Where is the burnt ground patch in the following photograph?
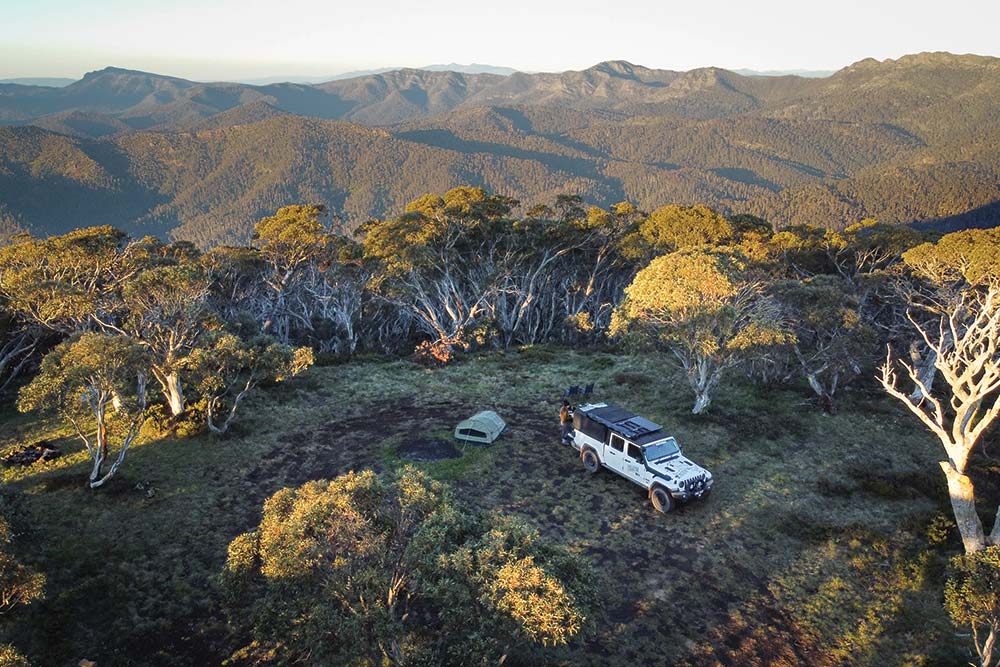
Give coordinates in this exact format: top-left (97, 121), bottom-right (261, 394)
top-left (235, 399), bottom-right (468, 507)
top-left (397, 438), bottom-right (461, 461)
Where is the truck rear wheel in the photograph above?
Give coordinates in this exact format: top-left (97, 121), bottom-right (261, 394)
top-left (581, 449), bottom-right (600, 474)
top-left (650, 486), bottom-right (675, 513)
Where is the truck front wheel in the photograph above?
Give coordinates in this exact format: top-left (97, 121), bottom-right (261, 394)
top-left (650, 486), bottom-right (675, 513)
top-left (581, 449), bottom-right (600, 474)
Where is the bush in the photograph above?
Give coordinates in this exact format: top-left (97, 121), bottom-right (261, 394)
top-left (414, 340), bottom-right (462, 366)
top-left (0, 509), bottom-right (44, 614)
top-left (945, 546), bottom-right (1000, 666)
top-left (0, 644), bottom-right (29, 667)
top-left (221, 468), bottom-right (592, 666)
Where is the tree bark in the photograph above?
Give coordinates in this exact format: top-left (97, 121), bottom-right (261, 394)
top-left (908, 343), bottom-right (938, 402)
top-left (165, 372), bottom-right (185, 417)
top-left (981, 624), bottom-right (996, 667)
top-left (688, 356), bottom-right (720, 414)
top-left (804, 371), bottom-right (837, 413)
top-left (941, 461), bottom-right (988, 553)
top-left (692, 392), bottom-right (712, 415)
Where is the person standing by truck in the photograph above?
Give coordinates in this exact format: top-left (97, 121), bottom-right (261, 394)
top-left (560, 399), bottom-right (574, 444)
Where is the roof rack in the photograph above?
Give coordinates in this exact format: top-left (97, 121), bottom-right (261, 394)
top-left (580, 403), bottom-right (662, 439)
top-left (617, 416), bottom-right (662, 439)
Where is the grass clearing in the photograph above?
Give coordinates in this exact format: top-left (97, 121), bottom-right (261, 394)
top-left (0, 348), bottom-right (972, 666)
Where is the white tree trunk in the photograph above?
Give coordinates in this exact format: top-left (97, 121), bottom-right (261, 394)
top-left (689, 356), bottom-right (719, 415)
top-left (980, 624), bottom-right (997, 667)
top-left (89, 373), bottom-right (146, 489)
top-left (940, 462), bottom-right (988, 553)
top-left (165, 372), bottom-right (185, 417)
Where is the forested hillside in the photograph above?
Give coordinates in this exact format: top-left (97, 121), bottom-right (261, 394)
top-left (0, 52), bottom-right (998, 245)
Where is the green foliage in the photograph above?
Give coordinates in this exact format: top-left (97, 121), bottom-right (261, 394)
top-left (17, 333), bottom-right (146, 417)
top-left (185, 333), bottom-right (312, 433)
top-left (612, 248), bottom-right (790, 412)
top-left (222, 468), bottom-right (591, 666)
top-left (613, 250), bottom-right (788, 358)
top-left (425, 513), bottom-right (590, 652)
top-left (636, 203), bottom-right (735, 255)
top-left (774, 275), bottom-right (878, 409)
top-left (729, 213), bottom-right (772, 236)
top-left (0, 515), bottom-right (44, 616)
top-left (903, 228), bottom-right (1000, 286)
top-left (364, 186), bottom-right (515, 273)
top-left (252, 204), bottom-right (330, 270)
top-left (0, 226), bottom-right (131, 331)
top-left (945, 547), bottom-right (1000, 665)
top-left (120, 265), bottom-right (212, 339)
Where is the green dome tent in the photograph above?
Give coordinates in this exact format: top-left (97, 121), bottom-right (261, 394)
top-left (454, 410), bottom-right (506, 444)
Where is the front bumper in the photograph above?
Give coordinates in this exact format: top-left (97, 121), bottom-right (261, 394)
top-left (675, 478), bottom-right (712, 501)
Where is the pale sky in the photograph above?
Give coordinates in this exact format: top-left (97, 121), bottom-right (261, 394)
top-left (1, 0), bottom-right (997, 81)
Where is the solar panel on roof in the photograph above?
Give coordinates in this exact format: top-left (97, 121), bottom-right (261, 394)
top-left (582, 403), bottom-right (662, 439)
top-left (588, 405), bottom-right (636, 423)
top-left (621, 416), bottom-right (660, 434)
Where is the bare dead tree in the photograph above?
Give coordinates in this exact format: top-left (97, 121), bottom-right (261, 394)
top-left (879, 285), bottom-right (1000, 553)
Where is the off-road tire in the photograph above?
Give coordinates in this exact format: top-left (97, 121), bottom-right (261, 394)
top-left (581, 449), bottom-right (600, 474)
top-left (650, 485), bottom-right (675, 513)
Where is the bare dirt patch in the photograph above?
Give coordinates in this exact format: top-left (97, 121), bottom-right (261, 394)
top-left (397, 438), bottom-right (461, 461)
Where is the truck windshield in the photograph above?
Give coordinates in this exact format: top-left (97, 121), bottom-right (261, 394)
top-left (643, 438), bottom-right (680, 461)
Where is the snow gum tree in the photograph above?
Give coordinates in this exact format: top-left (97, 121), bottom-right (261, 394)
top-left (611, 249), bottom-right (790, 414)
top-left (775, 275), bottom-right (877, 412)
top-left (17, 333), bottom-right (149, 489)
top-left (105, 264), bottom-right (213, 417)
top-left (563, 202), bottom-right (644, 328)
top-left (362, 187), bottom-right (516, 356)
top-left (879, 229), bottom-right (1000, 555)
top-left (253, 204), bottom-right (332, 343)
top-left (186, 333), bottom-right (313, 434)
top-left (0, 227), bottom-right (135, 333)
top-left (0, 303), bottom-right (39, 395)
top-left (632, 203), bottom-right (735, 257)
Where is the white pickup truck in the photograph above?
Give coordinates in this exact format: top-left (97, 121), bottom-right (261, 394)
top-left (568, 403), bottom-right (713, 513)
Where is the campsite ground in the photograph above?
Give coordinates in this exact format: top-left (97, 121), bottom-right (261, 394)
top-left (0, 347), bottom-right (976, 666)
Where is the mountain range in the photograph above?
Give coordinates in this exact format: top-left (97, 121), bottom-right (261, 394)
top-left (0, 52), bottom-right (998, 246)
top-left (236, 63), bottom-right (520, 85)
top-left (0, 77), bottom-right (76, 88)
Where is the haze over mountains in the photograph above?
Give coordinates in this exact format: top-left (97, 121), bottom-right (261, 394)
top-left (1, 52), bottom-right (998, 246)
top-left (0, 77), bottom-right (77, 88)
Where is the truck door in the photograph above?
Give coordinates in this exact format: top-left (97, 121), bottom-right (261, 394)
top-left (605, 434), bottom-right (626, 473)
top-left (624, 443), bottom-right (647, 484)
